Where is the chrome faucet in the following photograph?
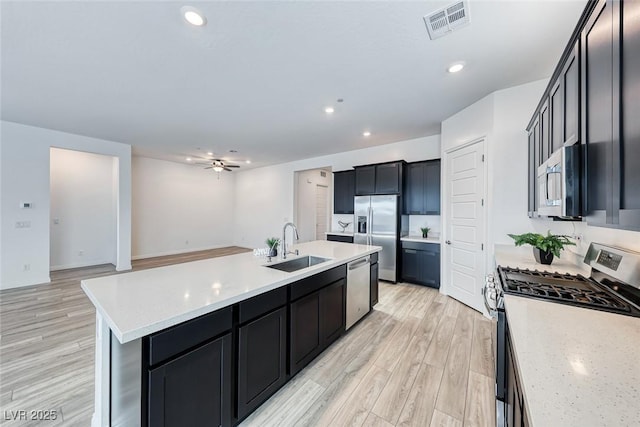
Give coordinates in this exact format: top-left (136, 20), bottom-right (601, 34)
top-left (281, 222), bottom-right (299, 259)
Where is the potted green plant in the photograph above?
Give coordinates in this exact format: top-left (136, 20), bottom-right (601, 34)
top-left (266, 237), bottom-right (279, 257)
top-left (420, 226), bottom-right (431, 239)
top-left (507, 231), bottom-right (575, 265)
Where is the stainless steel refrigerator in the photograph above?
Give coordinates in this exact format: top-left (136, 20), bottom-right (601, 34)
top-left (354, 195), bottom-right (403, 282)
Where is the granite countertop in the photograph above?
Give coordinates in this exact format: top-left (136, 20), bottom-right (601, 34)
top-left (325, 231), bottom-right (354, 236)
top-left (496, 243), bottom-right (640, 426)
top-left (82, 240), bottom-right (381, 344)
top-left (400, 235), bottom-right (441, 244)
top-left (505, 295), bottom-right (640, 427)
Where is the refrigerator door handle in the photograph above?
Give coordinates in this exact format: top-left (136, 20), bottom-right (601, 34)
top-left (368, 206), bottom-right (373, 245)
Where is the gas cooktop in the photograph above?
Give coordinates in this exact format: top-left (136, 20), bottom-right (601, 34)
top-left (497, 266), bottom-right (635, 314)
top-left (494, 243), bottom-right (640, 318)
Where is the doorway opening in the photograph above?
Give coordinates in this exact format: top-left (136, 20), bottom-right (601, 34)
top-left (293, 167), bottom-right (332, 243)
top-left (50, 148), bottom-right (118, 271)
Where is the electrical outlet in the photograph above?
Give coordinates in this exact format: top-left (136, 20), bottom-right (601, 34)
top-left (572, 234), bottom-right (583, 242)
top-left (23, 264), bottom-right (30, 271)
top-left (15, 221), bottom-right (31, 229)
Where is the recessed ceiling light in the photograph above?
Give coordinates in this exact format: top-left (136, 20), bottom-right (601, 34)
top-left (325, 107), bottom-right (335, 114)
top-left (181, 6), bottom-right (206, 26)
top-left (245, 160), bottom-right (251, 164)
top-left (447, 63), bottom-right (465, 73)
top-left (186, 157), bottom-right (192, 161)
top-left (363, 131), bottom-right (371, 137)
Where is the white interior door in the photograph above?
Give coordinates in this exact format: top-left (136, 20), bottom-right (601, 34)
top-left (444, 140), bottom-right (486, 312)
top-left (315, 184), bottom-right (328, 240)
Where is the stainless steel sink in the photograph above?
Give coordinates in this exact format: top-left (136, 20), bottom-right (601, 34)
top-left (265, 256), bottom-right (331, 272)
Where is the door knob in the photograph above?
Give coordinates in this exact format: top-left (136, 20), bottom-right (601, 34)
top-left (445, 240), bottom-right (452, 245)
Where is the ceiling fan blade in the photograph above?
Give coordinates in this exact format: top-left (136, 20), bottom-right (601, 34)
top-left (223, 167), bottom-right (232, 172)
top-left (204, 167), bottom-right (213, 169)
top-left (226, 165), bottom-right (240, 168)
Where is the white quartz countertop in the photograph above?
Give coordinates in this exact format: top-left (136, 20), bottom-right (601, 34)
top-left (325, 231), bottom-right (354, 236)
top-left (505, 295), bottom-right (640, 427)
top-left (400, 235), bottom-right (441, 244)
top-left (82, 241), bottom-right (380, 344)
top-left (494, 243), bottom-right (591, 276)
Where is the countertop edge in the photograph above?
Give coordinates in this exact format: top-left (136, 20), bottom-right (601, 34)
top-left (83, 246), bottom-right (382, 344)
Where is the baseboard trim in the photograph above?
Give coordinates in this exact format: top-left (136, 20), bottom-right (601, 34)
top-left (50, 260), bottom-right (115, 271)
top-left (0, 275), bottom-right (51, 291)
top-left (131, 244), bottom-right (232, 261)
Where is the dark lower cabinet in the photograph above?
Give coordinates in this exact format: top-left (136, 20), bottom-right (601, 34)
top-left (148, 333), bottom-right (232, 427)
top-left (290, 278), bottom-right (346, 376)
top-left (505, 326), bottom-right (529, 427)
top-left (290, 291), bottom-right (321, 376)
top-left (401, 241), bottom-right (440, 288)
top-left (237, 307), bottom-right (287, 420)
top-left (370, 260), bottom-right (379, 308)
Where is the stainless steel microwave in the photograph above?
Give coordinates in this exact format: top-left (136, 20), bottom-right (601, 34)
top-left (536, 145), bottom-right (581, 218)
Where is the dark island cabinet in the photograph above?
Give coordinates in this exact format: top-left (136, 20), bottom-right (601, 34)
top-left (355, 161), bottom-right (404, 195)
top-left (370, 253), bottom-right (379, 308)
top-left (237, 307), bottom-right (287, 420)
top-left (401, 241), bottom-right (440, 288)
top-left (582, 0), bottom-right (640, 230)
top-left (404, 160), bottom-right (441, 215)
top-left (333, 170), bottom-right (355, 214)
top-left (289, 266), bottom-right (347, 376)
top-left (148, 333), bottom-right (232, 427)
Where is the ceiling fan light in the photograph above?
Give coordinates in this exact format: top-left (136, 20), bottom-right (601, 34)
top-left (212, 166), bottom-right (224, 172)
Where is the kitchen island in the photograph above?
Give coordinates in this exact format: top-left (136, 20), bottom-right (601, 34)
top-left (82, 240), bottom-right (381, 427)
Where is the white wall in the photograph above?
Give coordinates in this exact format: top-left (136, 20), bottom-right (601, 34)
top-left (0, 121), bottom-right (131, 290)
top-left (294, 168), bottom-right (331, 244)
top-left (131, 156), bottom-right (236, 259)
top-left (234, 135), bottom-right (441, 248)
top-left (50, 148), bottom-right (117, 270)
top-left (408, 215), bottom-right (441, 237)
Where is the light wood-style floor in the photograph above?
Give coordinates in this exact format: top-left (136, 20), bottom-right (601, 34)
top-left (1, 249), bottom-right (496, 427)
top-left (0, 247), bottom-right (250, 427)
top-left (240, 282), bottom-right (496, 427)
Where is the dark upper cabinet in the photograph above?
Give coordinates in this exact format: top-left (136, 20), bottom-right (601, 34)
top-left (355, 165), bottom-right (376, 195)
top-left (237, 307), bottom-right (287, 420)
top-left (540, 99), bottom-right (551, 164)
top-left (527, 123), bottom-right (538, 217)
top-left (550, 79), bottom-right (563, 154)
top-left (403, 160), bottom-right (441, 215)
top-left (619, 0), bottom-right (640, 228)
top-left (333, 170), bottom-right (355, 214)
top-left (563, 42), bottom-right (580, 146)
top-left (355, 162), bottom-right (403, 195)
top-left (581, 0), bottom-right (640, 230)
top-left (148, 334), bottom-right (232, 427)
top-left (375, 162), bottom-right (401, 194)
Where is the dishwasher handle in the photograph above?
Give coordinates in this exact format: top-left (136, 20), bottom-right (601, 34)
top-left (348, 257), bottom-right (370, 270)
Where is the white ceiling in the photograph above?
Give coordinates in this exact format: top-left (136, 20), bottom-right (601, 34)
top-left (1, 0), bottom-right (587, 169)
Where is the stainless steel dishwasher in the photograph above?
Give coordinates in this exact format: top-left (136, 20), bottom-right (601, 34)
top-left (346, 256), bottom-right (371, 330)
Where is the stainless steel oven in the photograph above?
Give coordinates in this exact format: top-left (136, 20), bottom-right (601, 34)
top-left (536, 144), bottom-right (581, 218)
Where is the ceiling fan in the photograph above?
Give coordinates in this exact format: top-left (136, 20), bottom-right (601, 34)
top-left (194, 157), bottom-right (241, 172)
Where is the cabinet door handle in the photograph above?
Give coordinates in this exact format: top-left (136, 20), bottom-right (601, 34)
top-left (404, 249), bottom-right (417, 254)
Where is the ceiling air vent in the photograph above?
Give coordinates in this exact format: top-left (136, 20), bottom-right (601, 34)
top-left (424, 1), bottom-right (470, 40)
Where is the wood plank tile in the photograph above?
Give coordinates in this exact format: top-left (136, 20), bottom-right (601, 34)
top-left (430, 409), bottom-right (463, 427)
top-left (424, 315), bottom-right (457, 367)
top-left (363, 412), bottom-right (395, 427)
top-left (396, 363), bottom-right (444, 427)
top-left (463, 371), bottom-right (495, 427)
top-left (435, 332), bottom-right (473, 420)
top-left (328, 365), bottom-right (391, 427)
top-left (470, 316), bottom-right (494, 378)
